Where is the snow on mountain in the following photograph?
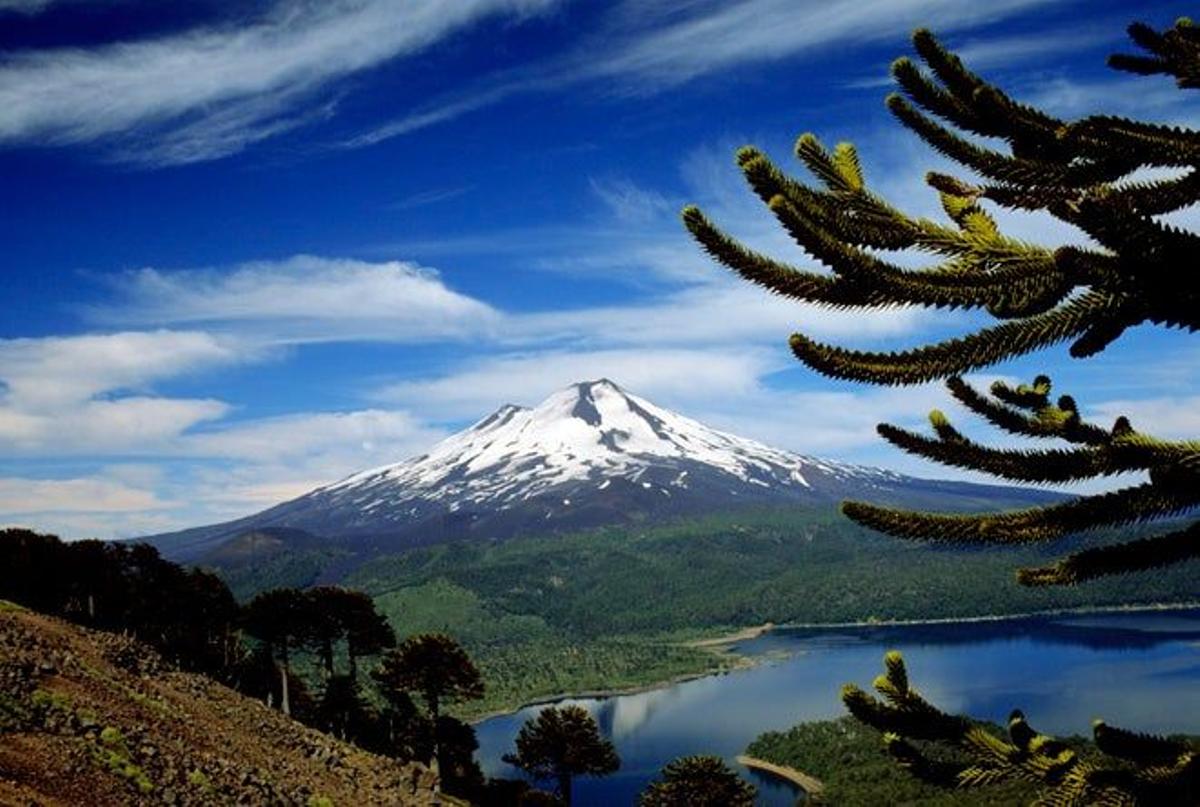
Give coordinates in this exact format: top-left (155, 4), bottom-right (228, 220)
top-left (145, 379), bottom-right (1054, 562)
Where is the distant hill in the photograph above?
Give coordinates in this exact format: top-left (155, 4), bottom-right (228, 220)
top-left (0, 601), bottom-right (445, 806)
top-left (143, 378), bottom-right (1060, 571)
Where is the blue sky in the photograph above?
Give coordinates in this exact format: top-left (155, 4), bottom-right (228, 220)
top-left (2, 0), bottom-right (1198, 539)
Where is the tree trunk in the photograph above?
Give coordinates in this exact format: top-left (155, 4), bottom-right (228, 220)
top-left (321, 636), bottom-right (334, 679)
top-left (279, 639), bottom-right (291, 717)
top-left (558, 771), bottom-right (572, 807)
top-left (429, 693), bottom-right (440, 794)
top-left (87, 593), bottom-right (95, 621)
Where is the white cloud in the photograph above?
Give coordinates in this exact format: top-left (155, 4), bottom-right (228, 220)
top-left (98, 255), bottom-right (501, 343)
top-left (950, 24), bottom-right (1118, 70)
top-left (0, 330), bottom-right (240, 455)
top-left (512, 283), bottom-right (936, 347)
top-left (182, 408), bottom-right (445, 466)
top-left (0, 330), bottom-right (237, 410)
top-left (0, 476), bottom-right (168, 516)
top-left (0, 397), bottom-right (232, 455)
top-left (589, 0), bottom-right (1061, 89)
top-left (375, 347), bottom-right (781, 419)
top-left (0, 0), bottom-right (52, 12)
top-left (389, 185), bottom-right (476, 211)
top-left (1090, 396), bottom-right (1200, 441)
top-left (589, 176), bottom-right (674, 224)
top-left (1024, 74), bottom-right (1196, 122)
top-left (0, 0), bottom-right (561, 164)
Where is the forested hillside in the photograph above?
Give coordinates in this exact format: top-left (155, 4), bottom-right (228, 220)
top-left (337, 508), bottom-right (1199, 716)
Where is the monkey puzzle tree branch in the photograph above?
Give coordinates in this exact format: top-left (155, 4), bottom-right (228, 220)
top-left (846, 653), bottom-right (1200, 803)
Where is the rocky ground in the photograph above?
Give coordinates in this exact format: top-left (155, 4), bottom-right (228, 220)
top-left (0, 601), bottom-right (453, 806)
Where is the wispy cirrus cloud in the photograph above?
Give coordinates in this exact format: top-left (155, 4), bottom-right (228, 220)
top-left (0, 0), bottom-right (561, 164)
top-left (351, 0), bottom-right (1069, 147)
top-left (0, 0), bottom-right (57, 13)
top-left (389, 185), bottom-right (476, 212)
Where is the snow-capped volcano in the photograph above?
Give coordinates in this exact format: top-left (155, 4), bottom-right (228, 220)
top-left (323, 378), bottom-right (891, 510)
top-left (146, 379), bottom-right (1055, 562)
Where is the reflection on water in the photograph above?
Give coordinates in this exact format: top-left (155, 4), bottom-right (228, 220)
top-left (474, 609), bottom-right (1200, 807)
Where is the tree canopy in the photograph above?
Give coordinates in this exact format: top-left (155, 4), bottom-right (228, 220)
top-left (638, 755), bottom-right (756, 807)
top-left (503, 704), bottom-right (619, 807)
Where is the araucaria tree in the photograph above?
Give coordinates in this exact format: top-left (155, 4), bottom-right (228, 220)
top-left (242, 588), bottom-right (308, 716)
top-left (638, 755), bottom-right (756, 807)
top-left (684, 17), bottom-right (1200, 806)
top-left (503, 705), bottom-right (619, 807)
top-left (371, 633), bottom-right (483, 789)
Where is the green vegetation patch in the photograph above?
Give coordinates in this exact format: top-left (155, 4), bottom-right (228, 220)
top-left (216, 549), bottom-right (350, 601)
top-left (469, 636), bottom-right (722, 719)
top-left (747, 716), bottom-right (1038, 806)
top-left (30, 688), bottom-right (72, 712)
top-left (368, 578), bottom-right (724, 718)
top-left (93, 725), bottom-right (154, 795)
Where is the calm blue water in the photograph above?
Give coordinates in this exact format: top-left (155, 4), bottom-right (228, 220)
top-left (474, 609), bottom-right (1200, 806)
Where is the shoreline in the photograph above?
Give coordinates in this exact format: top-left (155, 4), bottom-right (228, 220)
top-left (736, 754), bottom-right (824, 795)
top-left (685, 621), bottom-right (775, 648)
top-left (468, 601), bottom-right (1200, 724)
top-left (466, 655), bottom-right (751, 725)
top-left (778, 600), bottom-right (1200, 630)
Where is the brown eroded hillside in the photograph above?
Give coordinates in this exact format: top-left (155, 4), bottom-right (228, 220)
top-left (0, 601), bottom-right (449, 806)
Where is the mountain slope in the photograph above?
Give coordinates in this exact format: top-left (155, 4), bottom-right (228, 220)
top-left (146, 379), bottom-right (1058, 563)
top-left (0, 601), bottom-right (442, 807)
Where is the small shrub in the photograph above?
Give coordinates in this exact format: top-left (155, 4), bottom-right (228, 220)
top-left (93, 725), bottom-right (154, 794)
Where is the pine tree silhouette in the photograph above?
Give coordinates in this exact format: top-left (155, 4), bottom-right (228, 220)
top-left (372, 633), bottom-right (483, 793)
top-left (684, 18), bottom-right (1200, 805)
top-left (638, 755), bottom-right (756, 807)
top-left (503, 705), bottom-right (619, 807)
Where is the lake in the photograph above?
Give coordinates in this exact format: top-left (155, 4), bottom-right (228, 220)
top-left (474, 608), bottom-right (1200, 806)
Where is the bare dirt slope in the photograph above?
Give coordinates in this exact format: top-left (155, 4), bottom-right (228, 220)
top-left (0, 602), bottom-right (448, 806)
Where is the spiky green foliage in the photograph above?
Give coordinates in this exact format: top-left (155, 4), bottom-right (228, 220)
top-left (638, 755), bottom-right (757, 807)
top-left (503, 705), bottom-right (619, 807)
top-left (684, 20), bottom-right (1200, 386)
top-left (842, 374), bottom-right (1200, 586)
top-left (684, 17), bottom-right (1200, 806)
top-left (844, 652), bottom-right (1199, 805)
